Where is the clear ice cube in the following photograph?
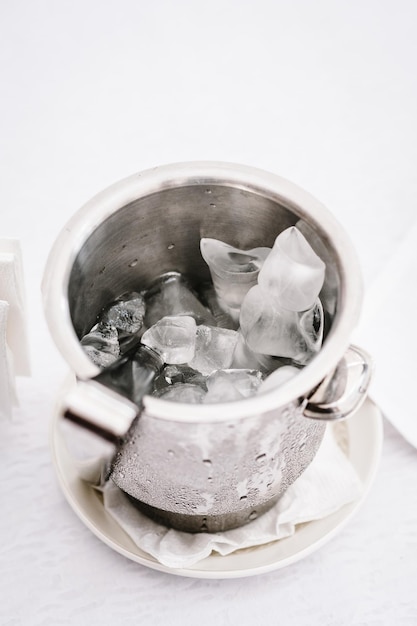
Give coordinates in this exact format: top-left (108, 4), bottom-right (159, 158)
top-left (204, 369), bottom-right (263, 403)
top-left (239, 286), bottom-right (324, 364)
top-left (141, 315), bottom-right (197, 364)
top-left (81, 324), bottom-right (120, 369)
top-left (153, 364), bottom-right (207, 393)
top-left (144, 273), bottom-right (216, 327)
top-left (200, 238), bottom-right (270, 316)
top-left (231, 332), bottom-right (286, 373)
top-left (197, 282), bottom-right (238, 330)
top-left (100, 291), bottom-right (146, 335)
top-left (258, 226), bottom-right (325, 312)
top-left (95, 345), bottom-right (164, 406)
top-left (156, 382), bottom-right (206, 403)
top-left (259, 365), bottom-right (299, 393)
top-left (188, 325), bottom-right (239, 375)
top-left (295, 218), bottom-right (337, 316)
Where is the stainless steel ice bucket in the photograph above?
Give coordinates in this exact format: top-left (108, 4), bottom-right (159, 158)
top-left (43, 162), bottom-right (371, 532)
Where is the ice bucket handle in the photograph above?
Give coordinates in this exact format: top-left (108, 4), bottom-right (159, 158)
top-left (303, 345), bottom-right (373, 421)
top-left (60, 381), bottom-right (139, 485)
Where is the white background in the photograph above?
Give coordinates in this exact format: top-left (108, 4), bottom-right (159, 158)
top-left (1, 1), bottom-right (416, 624)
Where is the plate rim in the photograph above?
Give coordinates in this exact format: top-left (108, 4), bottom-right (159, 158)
top-left (50, 397), bottom-right (383, 579)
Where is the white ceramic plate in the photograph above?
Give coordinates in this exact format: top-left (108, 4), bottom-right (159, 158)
top-left (50, 398), bottom-right (383, 579)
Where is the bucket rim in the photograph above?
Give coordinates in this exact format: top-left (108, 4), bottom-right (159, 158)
top-left (42, 161), bottom-right (363, 422)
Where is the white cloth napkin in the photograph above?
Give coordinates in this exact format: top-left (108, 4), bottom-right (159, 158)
top-left (103, 425), bottom-right (362, 569)
top-left (0, 301), bottom-right (17, 420)
top-left (354, 217), bottom-right (417, 449)
top-left (0, 239), bottom-right (30, 419)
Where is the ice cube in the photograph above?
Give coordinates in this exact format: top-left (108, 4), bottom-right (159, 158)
top-left (204, 369), bottom-right (263, 403)
top-left (156, 382), bottom-right (206, 403)
top-left (95, 345), bottom-right (164, 406)
top-left (240, 286), bottom-right (324, 364)
top-left (296, 218), bottom-right (338, 316)
top-left (141, 315), bottom-right (197, 364)
top-left (197, 282), bottom-right (238, 330)
top-left (258, 226), bottom-right (325, 311)
top-left (145, 273), bottom-right (216, 327)
top-left (188, 325), bottom-right (239, 375)
top-left (299, 300), bottom-right (324, 352)
top-left (200, 238), bottom-right (270, 315)
top-left (82, 345), bottom-right (118, 369)
top-left (231, 332), bottom-right (287, 373)
top-left (81, 324), bottom-right (120, 369)
top-left (259, 365), bottom-right (299, 393)
top-left (100, 291), bottom-right (146, 335)
top-left (153, 364), bottom-right (207, 393)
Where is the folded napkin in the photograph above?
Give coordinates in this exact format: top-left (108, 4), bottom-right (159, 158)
top-left (354, 217), bottom-right (417, 448)
top-left (0, 301), bottom-right (17, 420)
top-left (0, 239), bottom-right (30, 419)
top-left (103, 425), bottom-right (362, 569)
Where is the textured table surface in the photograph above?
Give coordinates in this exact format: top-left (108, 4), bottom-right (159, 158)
top-left (1, 1), bottom-right (417, 624)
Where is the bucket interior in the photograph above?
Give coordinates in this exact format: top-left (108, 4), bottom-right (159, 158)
top-left (68, 183), bottom-right (340, 340)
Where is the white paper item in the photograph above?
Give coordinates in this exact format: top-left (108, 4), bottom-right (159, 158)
top-left (0, 301), bottom-right (17, 420)
top-left (353, 218), bottom-right (417, 449)
top-left (0, 239), bottom-right (30, 376)
top-left (103, 426), bottom-right (362, 569)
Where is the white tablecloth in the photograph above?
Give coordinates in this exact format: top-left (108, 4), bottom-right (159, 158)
top-left (1, 1), bottom-right (416, 624)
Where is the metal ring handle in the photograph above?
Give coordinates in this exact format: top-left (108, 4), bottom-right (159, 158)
top-left (303, 344), bottom-right (373, 421)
